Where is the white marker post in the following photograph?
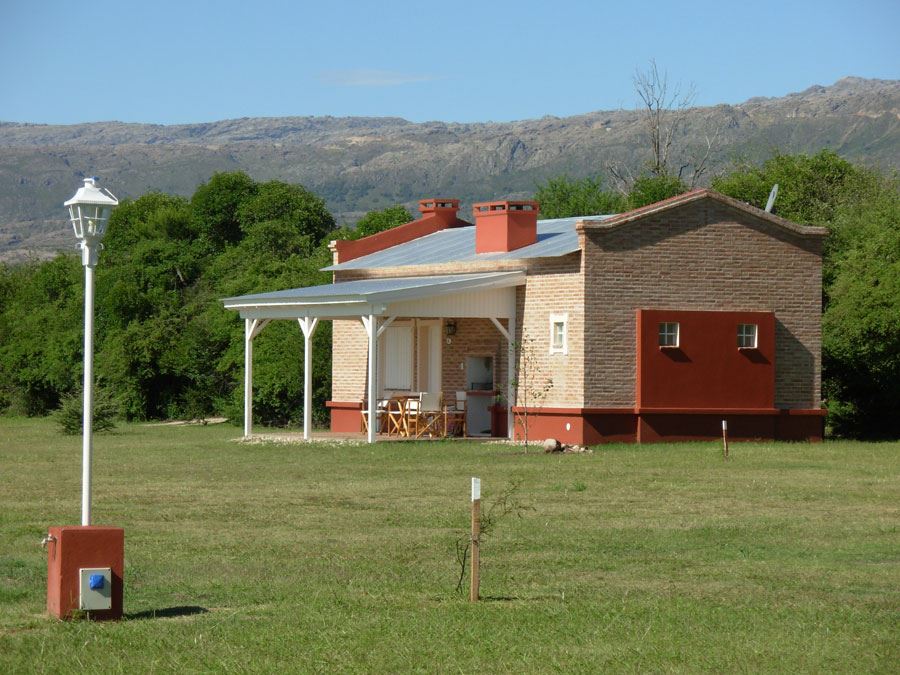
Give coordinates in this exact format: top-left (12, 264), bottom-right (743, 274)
top-left (470, 477), bottom-right (481, 602)
top-left (722, 419), bottom-right (729, 461)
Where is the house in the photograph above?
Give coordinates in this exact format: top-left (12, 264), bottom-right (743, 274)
top-left (223, 190), bottom-right (827, 444)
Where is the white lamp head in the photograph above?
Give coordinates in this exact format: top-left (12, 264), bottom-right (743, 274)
top-left (65, 177), bottom-right (118, 265)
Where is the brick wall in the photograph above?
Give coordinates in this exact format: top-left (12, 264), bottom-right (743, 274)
top-left (581, 200), bottom-right (823, 409)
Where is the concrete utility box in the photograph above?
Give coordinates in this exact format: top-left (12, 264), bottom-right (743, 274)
top-left (46, 526), bottom-right (124, 620)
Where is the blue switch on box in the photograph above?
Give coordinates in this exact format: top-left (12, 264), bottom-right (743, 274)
top-left (89, 574), bottom-right (105, 590)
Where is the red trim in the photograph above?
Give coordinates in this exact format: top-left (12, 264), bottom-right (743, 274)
top-left (325, 400), bottom-right (362, 409)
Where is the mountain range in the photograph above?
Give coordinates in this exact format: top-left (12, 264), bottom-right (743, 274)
top-left (1, 76), bottom-right (897, 261)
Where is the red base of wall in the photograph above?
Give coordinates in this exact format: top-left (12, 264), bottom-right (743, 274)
top-left (329, 401), bottom-right (825, 444)
top-left (46, 525), bottom-right (124, 620)
top-left (327, 401), bottom-right (363, 433)
top-left (511, 407), bottom-right (824, 444)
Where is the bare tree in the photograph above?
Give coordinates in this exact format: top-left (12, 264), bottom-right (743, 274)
top-left (607, 60), bottom-right (720, 192)
top-left (634, 59), bottom-right (696, 178)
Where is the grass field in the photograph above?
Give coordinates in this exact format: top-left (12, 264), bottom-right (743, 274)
top-left (0, 418), bottom-right (897, 673)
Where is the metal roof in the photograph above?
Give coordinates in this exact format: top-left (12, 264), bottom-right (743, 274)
top-left (222, 271), bottom-right (525, 317)
top-left (324, 214), bottom-right (615, 271)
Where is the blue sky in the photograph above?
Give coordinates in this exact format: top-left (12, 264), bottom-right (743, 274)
top-left (2, 0), bottom-right (897, 125)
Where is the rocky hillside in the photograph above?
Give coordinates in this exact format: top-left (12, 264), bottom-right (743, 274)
top-left (1, 76), bottom-right (897, 260)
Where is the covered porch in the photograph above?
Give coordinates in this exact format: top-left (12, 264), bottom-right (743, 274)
top-left (222, 271), bottom-right (523, 443)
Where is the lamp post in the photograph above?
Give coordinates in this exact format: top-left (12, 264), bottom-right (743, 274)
top-left (43, 178), bottom-right (123, 621)
top-left (64, 177), bottom-right (118, 526)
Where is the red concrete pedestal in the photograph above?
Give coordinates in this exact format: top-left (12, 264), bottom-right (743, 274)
top-left (46, 525), bottom-right (124, 620)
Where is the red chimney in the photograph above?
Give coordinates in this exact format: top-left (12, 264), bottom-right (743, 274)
top-left (418, 198), bottom-right (460, 227)
top-left (472, 200), bottom-right (540, 253)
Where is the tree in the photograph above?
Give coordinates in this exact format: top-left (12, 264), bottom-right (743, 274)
top-left (627, 174), bottom-right (688, 209)
top-left (237, 180), bottom-right (335, 244)
top-left (191, 171), bottom-right (258, 250)
top-left (354, 205), bottom-right (413, 237)
top-left (533, 176), bottom-right (626, 218)
top-left (609, 60), bottom-right (719, 191)
top-left (821, 178), bottom-right (900, 438)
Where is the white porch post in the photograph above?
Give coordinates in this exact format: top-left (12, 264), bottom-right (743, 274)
top-left (507, 293), bottom-right (517, 440)
top-left (298, 317), bottom-right (320, 440)
top-left (243, 318), bottom-right (254, 438)
top-left (489, 293), bottom-right (518, 441)
top-left (361, 313), bottom-right (378, 444)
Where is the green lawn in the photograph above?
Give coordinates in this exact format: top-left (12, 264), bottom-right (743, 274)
top-left (1, 418), bottom-right (897, 673)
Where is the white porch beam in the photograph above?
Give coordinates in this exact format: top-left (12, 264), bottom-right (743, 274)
top-left (376, 316), bottom-right (396, 339)
top-left (298, 317), bottom-right (320, 441)
top-left (489, 317), bottom-right (510, 342)
top-left (361, 314), bottom-right (378, 444)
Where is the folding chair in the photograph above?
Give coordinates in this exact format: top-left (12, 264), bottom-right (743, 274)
top-left (413, 392), bottom-right (444, 438)
top-left (361, 399), bottom-right (388, 434)
top-left (404, 395), bottom-right (422, 437)
top-left (386, 397), bottom-right (406, 436)
top-left (443, 391), bottom-right (467, 437)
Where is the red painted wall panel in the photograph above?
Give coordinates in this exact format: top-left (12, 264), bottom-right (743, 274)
top-left (637, 310), bottom-right (775, 410)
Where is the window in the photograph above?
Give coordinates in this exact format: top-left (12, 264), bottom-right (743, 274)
top-left (737, 323), bottom-right (758, 349)
top-left (382, 324), bottom-right (413, 390)
top-left (549, 313), bottom-right (568, 355)
top-left (658, 322), bottom-right (679, 348)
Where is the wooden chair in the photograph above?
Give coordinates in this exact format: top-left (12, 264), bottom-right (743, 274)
top-left (443, 391), bottom-right (467, 437)
top-left (360, 399), bottom-right (388, 434)
top-left (411, 392), bottom-right (443, 438)
top-left (386, 398), bottom-right (406, 436)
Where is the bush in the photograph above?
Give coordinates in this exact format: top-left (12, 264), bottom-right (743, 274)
top-left (55, 389), bottom-right (118, 435)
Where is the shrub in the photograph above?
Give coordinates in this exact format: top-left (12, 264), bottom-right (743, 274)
top-left (55, 389), bottom-right (118, 435)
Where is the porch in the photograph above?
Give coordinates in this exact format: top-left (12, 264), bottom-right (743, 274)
top-left (222, 271), bottom-right (523, 443)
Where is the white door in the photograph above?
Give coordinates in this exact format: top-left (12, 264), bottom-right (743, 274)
top-left (417, 320), bottom-right (442, 393)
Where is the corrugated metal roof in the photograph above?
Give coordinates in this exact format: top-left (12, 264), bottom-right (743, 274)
top-left (222, 271), bottom-right (525, 308)
top-left (323, 214), bottom-right (615, 271)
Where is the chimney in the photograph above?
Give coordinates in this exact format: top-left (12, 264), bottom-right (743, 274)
top-left (472, 200), bottom-right (540, 253)
top-left (418, 198), bottom-right (461, 227)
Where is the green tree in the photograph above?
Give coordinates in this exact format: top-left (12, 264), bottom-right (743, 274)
top-left (533, 176), bottom-right (626, 218)
top-left (237, 180), bottom-right (335, 244)
top-left (191, 171), bottom-right (258, 250)
top-left (627, 174), bottom-right (688, 209)
top-left (354, 205), bottom-right (413, 237)
top-left (821, 178), bottom-right (900, 438)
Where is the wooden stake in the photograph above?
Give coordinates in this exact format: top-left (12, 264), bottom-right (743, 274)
top-left (722, 419), bottom-right (729, 461)
top-left (470, 477), bottom-right (481, 602)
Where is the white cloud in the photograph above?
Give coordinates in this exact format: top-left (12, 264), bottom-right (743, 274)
top-left (318, 69), bottom-right (437, 87)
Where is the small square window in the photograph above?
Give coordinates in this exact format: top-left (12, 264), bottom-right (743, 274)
top-left (658, 322), bottom-right (679, 348)
top-left (738, 323), bottom-right (758, 349)
top-left (549, 313), bottom-right (568, 355)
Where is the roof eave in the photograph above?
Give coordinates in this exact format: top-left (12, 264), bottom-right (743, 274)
top-left (575, 189), bottom-right (828, 238)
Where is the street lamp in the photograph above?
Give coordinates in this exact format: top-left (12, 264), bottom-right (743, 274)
top-left (43, 178), bottom-right (123, 622)
top-left (65, 177), bottom-right (118, 526)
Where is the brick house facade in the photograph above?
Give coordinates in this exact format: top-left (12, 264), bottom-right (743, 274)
top-left (225, 190), bottom-right (827, 443)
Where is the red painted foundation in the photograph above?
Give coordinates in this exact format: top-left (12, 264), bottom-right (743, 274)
top-left (46, 525), bottom-right (124, 620)
top-left (512, 407), bottom-right (824, 444)
top-left (331, 402), bottom-right (825, 444)
top-left (327, 401), bottom-right (363, 432)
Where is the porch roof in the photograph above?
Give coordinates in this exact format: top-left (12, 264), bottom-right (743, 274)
top-left (221, 271), bottom-right (525, 320)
